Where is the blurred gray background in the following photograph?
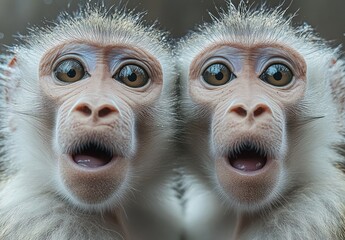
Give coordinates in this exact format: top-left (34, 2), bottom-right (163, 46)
top-left (0, 0), bottom-right (344, 51)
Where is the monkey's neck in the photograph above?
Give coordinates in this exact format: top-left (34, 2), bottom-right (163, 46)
top-left (103, 209), bottom-right (130, 240)
top-left (232, 212), bottom-right (255, 240)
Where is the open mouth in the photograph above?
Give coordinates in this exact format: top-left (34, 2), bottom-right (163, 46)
top-left (228, 142), bottom-right (267, 172)
top-left (71, 141), bottom-right (114, 168)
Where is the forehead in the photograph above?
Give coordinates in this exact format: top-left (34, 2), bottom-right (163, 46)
top-left (40, 41), bottom-right (155, 58)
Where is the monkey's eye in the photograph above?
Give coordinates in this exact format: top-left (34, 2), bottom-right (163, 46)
top-left (114, 64), bottom-right (149, 88)
top-left (54, 59), bottom-right (87, 83)
top-left (202, 63), bottom-right (235, 86)
top-left (259, 64), bottom-right (293, 87)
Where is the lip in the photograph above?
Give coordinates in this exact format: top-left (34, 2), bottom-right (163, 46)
top-left (224, 155), bottom-right (273, 176)
top-left (64, 139), bottom-right (120, 170)
top-left (227, 141), bottom-right (273, 175)
top-left (229, 149), bottom-right (267, 172)
top-left (65, 154), bottom-right (118, 172)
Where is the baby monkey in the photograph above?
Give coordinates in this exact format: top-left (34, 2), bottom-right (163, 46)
top-left (0, 5), bottom-right (181, 240)
top-left (178, 2), bottom-right (345, 240)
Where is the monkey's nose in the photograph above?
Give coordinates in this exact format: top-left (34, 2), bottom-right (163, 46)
top-left (228, 103), bottom-right (272, 120)
top-left (73, 101), bottom-right (118, 122)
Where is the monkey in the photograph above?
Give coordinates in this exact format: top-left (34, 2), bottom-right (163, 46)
top-left (0, 5), bottom-right (182, 240)
top-left (177, 2), bottom-right (345, 240)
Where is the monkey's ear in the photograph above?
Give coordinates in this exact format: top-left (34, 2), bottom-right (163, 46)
top-left (3, 56), bottom-right (19, 104)
top-left (8, 57), bottom-right (17, 68)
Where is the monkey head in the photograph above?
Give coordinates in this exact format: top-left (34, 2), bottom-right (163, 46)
top-left (4, 9), bottom-right (175, 211)
top-left (178, 6), bottom-right (336, 212)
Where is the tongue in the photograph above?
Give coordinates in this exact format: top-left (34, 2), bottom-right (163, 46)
top-left (73, 155), bottom-right (110, 168)
top-left (229, 152), bottom-right (267, 172)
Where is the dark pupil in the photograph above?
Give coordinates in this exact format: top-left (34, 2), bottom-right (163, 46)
top-left (67, 69), bottom-right (77, 78)
top-left (215, 71), bottom-right (224, 80)
top-left (128, 72), bottom-right (137, 82)
top-left (273, 71), bottom-right (282, 81)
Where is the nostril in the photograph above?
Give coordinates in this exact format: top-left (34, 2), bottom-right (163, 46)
top-left (98, 106), bottom-right (117, 118)
top-left (230, 107), bottom-right (247, 117)
top-left (253, 105), bottom-right (271, 117)
top-left (254, 107), bottom-right (265, 117)
top-left (75, 105), bottom-right (92, 116)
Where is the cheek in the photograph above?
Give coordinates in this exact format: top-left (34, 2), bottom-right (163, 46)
top-left (276, 80), bottom-right (306, 106)
top-left (188, 79), bottom-right (217, 107)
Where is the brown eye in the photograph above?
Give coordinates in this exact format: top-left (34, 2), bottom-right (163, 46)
top-left (202, 63), bottom-right (235, 86)
top-left (114, 64), bottom-right (149, 88)
top-left (54, 59), bottom-right (87, 83)
top-left (260, 64), bottom-right (293, 87)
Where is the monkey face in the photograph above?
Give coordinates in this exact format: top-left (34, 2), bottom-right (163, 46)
top-left (38, 43), bottom-right (164, 208)
top-left (186, 43), bottom-right (307, 211)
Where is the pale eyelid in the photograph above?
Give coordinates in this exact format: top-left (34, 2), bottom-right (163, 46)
top-left (200, 57), bottom-right (236, 77)
top-left (257, 56), bottom-right (296, 77)
top-left (110, 59), bottom-right (152, 78)
top-left (52, 54), bottom-right (90, 75)
top-left (52, 43), bottom-right (98, 68)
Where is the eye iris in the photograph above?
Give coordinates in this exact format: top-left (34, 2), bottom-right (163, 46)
top-left (260, 63), bottom-right (293, 87)
top-left (202, 63), bottom-right (234, 86)
top-left (54, 59), bottom-right (86, 83)
top-left (115, 64), bottom-right (149, 88)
